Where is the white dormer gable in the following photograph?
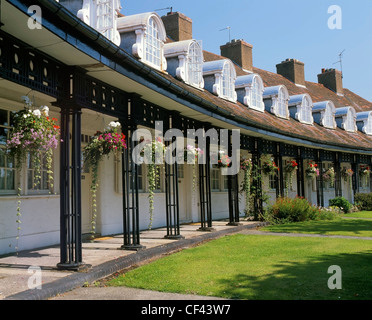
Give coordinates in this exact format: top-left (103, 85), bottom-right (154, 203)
top-left (235, 74), bottom-right (264, 112)
top-left (202, 59), bottom-right (237, 102)
top-left (117, 12), bottom-right (167, 71)
top-left (356, 111), bottom-right (372, 135)
top-left (263, 85), bottom-right (289, 119)
top-left (164, 40), bottom-right (204, 89)
top-left (77, 0), bottom-right (121, 45)
top-left (312, 101), bottom-right (337, 129)
top-left (335, 107), bottom-right (357, 132)
top-left (288, 93), bottom-right (314, 124)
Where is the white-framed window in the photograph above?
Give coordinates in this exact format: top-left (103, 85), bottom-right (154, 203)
top-left (277, 87), bottom-right (288, 118)
top-left (365, 114), bottom-right (372, 135)
top-left (221, 61), bottom-right (236, 101)
top-left (145, 17), bottom-right (162, 69)
top-left (0, 109), bottom-right (16, 194)
top-left (186, 41), bottom-right (203, 88)
top-left (27, 152), bottom-right (51, 193)
top-left (251, 76), bottom-right (264, 110)
top-left (323, 104), bottom-right (336, 129)
top-left (211, 166), bottom-right (220, 191)
top-left (269, 173), bottom-right (277, 190)
top-left (77, 0), bottom-right (121, 45)
top-left (302, 96), bottom-right (312, 123)
top-left (344, 109), bottom-right (356, 132)
top-left (96, 0), bottom-right (115, 40)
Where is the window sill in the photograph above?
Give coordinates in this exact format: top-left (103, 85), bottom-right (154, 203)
top-left (0, 194), bottom-right (60, 200)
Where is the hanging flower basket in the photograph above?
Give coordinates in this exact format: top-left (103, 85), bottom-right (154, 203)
top-left (284, 160), bottom-right (298, 196)
top-left (359, 165), bottom-right (371, 177)
top-left (359, 165), bottom-right (370, 187)
top-left (83, 121), bottom-right (127, 238)
top-left (322, 167), bottom-right (335, 187)
top-left (211, 150), bottom-right (231, 168)
top-left (284, 160), bottom-right (298, 174)
top-left (341, 167), bottom-right (354, 188)
top-left (305, 161), bottom-right (319, 179)
top-left (261, 156), bottom-right (279, 175)
top-left (240, 158), bottom-right (252, 216)
top-left (341, 167), bottom-right (354, 180)
top-left (140, 137), bottom-right (166, 229)
top-left (6, 96), bottom-right (61, 250)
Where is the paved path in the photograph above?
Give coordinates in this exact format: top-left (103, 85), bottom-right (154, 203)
top-left (0, 220), bottom-right (265, 300)
top-left (2, 218), bottom-right (371, 300)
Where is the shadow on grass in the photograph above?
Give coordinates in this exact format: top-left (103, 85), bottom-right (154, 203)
top-left (216, 250), bottom-right (372, 300)
top-left (265, 219), bottom-right (372, 237)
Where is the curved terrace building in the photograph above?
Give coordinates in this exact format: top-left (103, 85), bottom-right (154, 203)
top-left (1, 0), bottom-right (372, 268)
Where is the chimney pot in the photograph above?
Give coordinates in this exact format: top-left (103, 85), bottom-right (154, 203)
top-left (276, 58), bottom-right (306, 87)
top-left (318, 68), bottom-right (343, 95)
top-left (161, 11), bottom-right (192, 41)
top-left (220, 39), bottom-right (253, 72)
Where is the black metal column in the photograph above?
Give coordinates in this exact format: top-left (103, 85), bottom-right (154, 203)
top-left (316, 161), bottom-right (324, 207)
top-left (120, 123), bottom-right (145, 251)
top-left (334, 154), bottom-right (342, 197)
top-left (252, 151), bottom-right (263, 218)
top-left (296, 156), bottom-right (305, 198)
top-left (57, 108), bottom-right (86, 270)
top-left (227, 130), bottom-right (241, 225)
top-left (164, 136), bottom-right (183, 239)
top-left (227, 173), bottom-right (240, 225)
top-left (352, 160), bottom-right (359, 195)
top-left (198, 141), bottom-right (214, 231)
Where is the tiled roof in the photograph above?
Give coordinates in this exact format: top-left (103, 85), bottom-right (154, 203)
top-left (155, 47), bottom-right (372, 152)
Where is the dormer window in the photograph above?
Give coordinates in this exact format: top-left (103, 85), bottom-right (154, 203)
top-left (356, 111), bottom-right (372, 135)
top-left (117, 12), bottom-right (167, 71)
top-left (145, 17), bottom-right (162, 68)
top-left (77, 0), bottom-right (121, 45)
top-left (312, 101), bottom-right (336, 129)
top-left (164, 40), bottom-right (204, 89)
top-left (288, 94), bottom-right (314, 124)
top-left (235, 74), bottom-right (264, 112)
top-left (202, 59), bottom-right (237, 102)
top-left (335, 107), bottom-right (357, 132)
top-left (263, 85), bottom-right (289, 119)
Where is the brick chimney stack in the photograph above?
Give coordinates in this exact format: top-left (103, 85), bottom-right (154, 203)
top-left (220, 39), bottom-right (253, 72)
top-left (317, 68), bottom-right (343, 95)
top-left (161, 11), bottom-right (193, 41)
top-left (276, 58), bottom-right (306, 87)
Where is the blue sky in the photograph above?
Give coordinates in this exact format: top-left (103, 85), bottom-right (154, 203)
top-left (120, 0), bottom-right (372, 102)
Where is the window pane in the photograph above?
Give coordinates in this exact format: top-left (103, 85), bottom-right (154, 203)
top-left (6, 169), bottom-right (14, 190)
top-left (0, 109), bottom-right (8, 126)
top-left (0, 127), bottom-right (7, 146)
top-left (0, 168), bottom-right (5, 189)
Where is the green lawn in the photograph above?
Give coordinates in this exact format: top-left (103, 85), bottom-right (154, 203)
top-left (107, 233), bottom-right (372, 300)
top-left (344, 211), bottom-right (372, 219)
top-left (261, 218), bottom-right (372, 238)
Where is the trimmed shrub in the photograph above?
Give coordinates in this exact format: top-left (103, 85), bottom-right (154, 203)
top-left (354, 193), bottom-right (372, 211)
top-left (328, 197), bottom-right (352, 213)
top-left (265, 197), bottom-right (322, 224)
top-left (263, 196), bottom-right (341, 224)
